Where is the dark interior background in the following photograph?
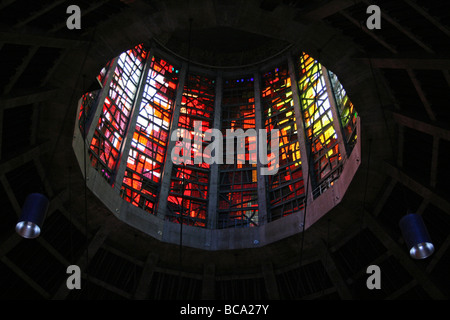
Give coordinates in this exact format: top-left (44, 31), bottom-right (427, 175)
top-left (0, 0), bottom-right (449, 300)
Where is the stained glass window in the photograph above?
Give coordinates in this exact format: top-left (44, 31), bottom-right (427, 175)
top-left (89, 44), bottom-right (147, 183)
top-left (120, 55), bottom-right (179, 214)
top-left (78, 60), bottom-right (113, 137)
top-left (297, 53), bottom-right (342, 190)
top-left (218, 76), bottom-right (259, 228)
top-left (166, 73), bottom-right (215, 227)
top-left (262, 65), bottom-right (305, 221)
top-left (74, 45), bottom-right (359, 235)
top-left (328, 70), bottom-right (358, 151)
top-left (78, 91), bottom-right (98, 137)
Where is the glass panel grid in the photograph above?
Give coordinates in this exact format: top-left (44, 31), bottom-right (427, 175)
top-left (78, 90), bottom-right (99, 137)
top-left (89, 44), bottom-right (147, 183)
top-left (166, 73), bottom-right (215, 227)
top-left (79, 60), bottom-right (114, 137)
top-left (297, 53), bottom-right (342, 188)
top-left (218, 76), bottom-right (258, 228)
top-left (75, 45), bottom-right (359, 233)
top-left (120, 56), bottom-right (179, 214)
top-left (328, 71), bottom-right (358, 151)
top-left (262, 65), bottom-right (305, 222)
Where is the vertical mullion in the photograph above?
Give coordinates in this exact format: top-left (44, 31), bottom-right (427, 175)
top-left (113, 50), bottom-right (153, 191)
top-left (254, 71), bottom-right (267, 226)
top-left (287, 53), bottom-right (313, 204)
top-left (85, 57), bottom-right (119, 146)
top-left (156, 62), bottom-right (188, 218)
top-left (207, 72), bottom-right (222, 229)
top-left (73, 57), bottom-right (119, 179)
top-left (322, 66), bottom-right (348, 158)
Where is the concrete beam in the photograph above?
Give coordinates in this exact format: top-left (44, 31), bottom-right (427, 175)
top-left (261, 262), bottom-right (280, 299)
top-left (373, 178), bottom-right (397, 217)
top-left (37, 237), bottom-right (70, 266)
top-left (52, 221), bottom-right (113, 299)
top-left (134, 252), bottom-right (159, 299)
top-left (406, 69), bottom-right (436, 121)
top-left (0, 142), bottom-right (51, 174)
top-left (41, 48), bottom-right (70, 88)
top-left (386, 280), bottom-right (418, 300)
top-left (49, 0), bottom-right (111, 33)
top-left (403, 0), bottom-right (450, 39)
top-left (0, 31), bottom-right (87, 48)
top-left (318, 239), bottom-right (352, 299)
top-left (84, 273), bottom-right (133, 299)
top-left (443, 70), bottom-right (450, 88)
top-left (430, 136), bottom-right (439, 188)
top-left (201, 262), bottom-right (215, 300)
top-left (339, 10), bottom-right (398, 54)
top-left (30, 103), bottom-right (39, 146)
top-left (392, 111), bottom-right (450, 140)
top-left (300, 0), bottom-right (359, 20)
top-left (0, 0), bottom-right (17, 10)
top-left (397, 124), bottom-right (404, 167)
top-left (384, 161), bottom-right (450, 215)
top-left (356, 57), bottom-right (450, 70)
top-left (13, 0), bottom-right (66, 28)
top-left (0, 233), bottom-right (21, 259)
top-left (362, 0), bottom-right (435, 54)
top-left (33, 158), bottom-right (55, 198)
top-left (1, 256), bottom-right (51, 298)
top-left (427, 234), bottom-right (450, 273)
top-left (3, 46), bottom-right (39, 94)
top-left (0, 88), bottom-right (59, 110)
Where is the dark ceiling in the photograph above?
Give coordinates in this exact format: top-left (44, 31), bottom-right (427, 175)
top-left (0, 0), bottom-right (449, 301)
top-left (164, 26), bottom-right (291, 66)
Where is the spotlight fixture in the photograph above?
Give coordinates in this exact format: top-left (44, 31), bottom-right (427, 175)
top-left (15, 193), bottom-right (49, 239)
top-left (399, 213), bottom-right (435, 259)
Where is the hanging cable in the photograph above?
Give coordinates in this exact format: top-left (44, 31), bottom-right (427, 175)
top-left (68, 164), bottom-right (73, 263)
top-left (353, 4), bottom-right (414, 225)
top-left (178, 17), bottom-right (193, 293)
top-left (152, 37), bottom-right (293, 70)
top-left (82, 74), bottom-right (90, 296)
top-left (79, 27), bottom-right (99, 297)
top-left (297, 48), bottom-right (339, 297)
top-left (296, 50), bottom-right (323, 298)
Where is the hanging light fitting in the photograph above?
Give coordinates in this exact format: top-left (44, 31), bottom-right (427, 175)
top-left (399, 213), bottom-right (434, 259)
top-left (15, 193), bottom-right (49, 239)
